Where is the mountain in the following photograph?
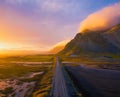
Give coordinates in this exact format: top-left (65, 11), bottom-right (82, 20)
top-left (104, 24), bottom-right (120, 49)
top-left (48, 40), bottom-right (70, 54)
top-left (59, 24), bottom-right (120, 56)
top-left (49, 45), bottom-right (65, 54)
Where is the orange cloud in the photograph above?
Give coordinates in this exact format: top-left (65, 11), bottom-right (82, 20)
top-left (79, 2), bottom-right (120, 32)
top-left (49, 39), bottom-right (70, 54)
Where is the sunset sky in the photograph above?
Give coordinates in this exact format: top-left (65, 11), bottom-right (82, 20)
top-left (0, 0), bottom-right (119, 51)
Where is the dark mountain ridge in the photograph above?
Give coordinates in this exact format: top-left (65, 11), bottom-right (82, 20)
top-left (59, 24), bottom-right (120, 56)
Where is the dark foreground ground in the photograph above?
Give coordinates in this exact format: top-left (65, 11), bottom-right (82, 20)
top-left (65, 65), bottom-right (120, 97)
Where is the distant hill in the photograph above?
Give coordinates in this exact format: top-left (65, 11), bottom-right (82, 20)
top-left (48, 40), bottom-right (70, 54)
top-left (59, 24), bottom-right (120, 56)
top-left (49, 45), bottom-right (65, 54)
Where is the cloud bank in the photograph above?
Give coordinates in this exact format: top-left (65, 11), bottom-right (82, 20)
top-left (79, 2), bottom-right (120, 32)
top-left (52, 39), bottom-right (70, 48)
top-left (49, 39), bottom-right (70, 54)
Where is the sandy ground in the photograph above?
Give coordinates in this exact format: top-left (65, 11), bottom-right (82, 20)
top-left (0, 71), bottom-right (43, 97)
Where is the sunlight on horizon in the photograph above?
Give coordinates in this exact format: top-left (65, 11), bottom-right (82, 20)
top-left (0, 43), bottom-right (12, 50)
top-left (0, 42), bottom-right (51, 56)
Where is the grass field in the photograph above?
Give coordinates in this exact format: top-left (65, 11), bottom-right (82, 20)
top-left (0, 54), bottom-right (54, 63)
top-left (0, 54), bottom-right (55, 97)
top-left (0, 53), bottom-right (119, 96)
top-left (60, 54), bottom-right (120, 70)
top-left (0, 54), bottom-right (54, 79)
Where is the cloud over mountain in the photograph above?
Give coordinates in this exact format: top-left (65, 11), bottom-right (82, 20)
top-left (79, 2), bottom-right (120, 32)
top-left (49, 39), bottom-right (70, 54)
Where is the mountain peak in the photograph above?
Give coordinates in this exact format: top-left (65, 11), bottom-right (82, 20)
top-left (59, 24), bottom-right (120, 56)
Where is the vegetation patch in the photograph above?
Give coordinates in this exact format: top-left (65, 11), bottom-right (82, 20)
top-left (1, 87), bottom-right (14, 95)
top-left (32, 66), bottom-right (54, 97)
